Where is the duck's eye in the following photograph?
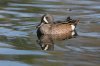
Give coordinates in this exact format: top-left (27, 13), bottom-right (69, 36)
top-left (46, 17), bottom-right (48, 19)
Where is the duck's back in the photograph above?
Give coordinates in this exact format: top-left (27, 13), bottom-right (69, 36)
top-left (50, 23), bottom-right (72, 34)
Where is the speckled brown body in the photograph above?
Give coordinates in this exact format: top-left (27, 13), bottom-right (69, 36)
top-left (37, 23), bottom-right (75, 40)
top-left (39, 23), bottom-right (72, 34)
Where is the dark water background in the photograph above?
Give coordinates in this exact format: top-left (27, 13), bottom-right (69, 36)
top-left (0, 0), bottom-right (100, 66)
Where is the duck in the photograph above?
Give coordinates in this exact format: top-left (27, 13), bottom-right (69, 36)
top-left (36, 14), bottom-right (79, 37)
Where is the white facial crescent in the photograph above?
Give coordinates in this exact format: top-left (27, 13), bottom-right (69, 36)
top-left (43, 17), bottom-right (48, 23)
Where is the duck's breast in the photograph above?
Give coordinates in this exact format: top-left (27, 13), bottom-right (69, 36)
top-left (39, 24), bottom-right (51, 34)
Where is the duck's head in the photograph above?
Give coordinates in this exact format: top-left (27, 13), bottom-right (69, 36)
top-left (36, 14), bottom-right (54, 28)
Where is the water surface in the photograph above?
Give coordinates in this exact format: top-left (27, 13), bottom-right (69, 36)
top-left (0, 0), bottom-right (100, 66)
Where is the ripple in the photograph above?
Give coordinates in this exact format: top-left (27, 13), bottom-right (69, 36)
top-left (4, 7), bottom-right (26, 11)
top-left (73, 10), bottom-right (95, 14)
top-left (66, 46), bottom-right (100, 52)
top-left (40, 0), bottom-right (61, 2)
top-left (81, 47), bottom-right (100, 52)
top-left (0, 23), bottom-right (13, 27)
top-left (0, 48), bottom-right (50, 55)
top-left (66, 46), bottom-right (84, 52)
top-left (0, 15), bottom-right (5, 18)
top-left (11, 22), bottom-right (37, 30)
top-left (79, 14), bottom-right (100, 18)
top-left (64, 0), bottom-right (99, 5)
top-left (0, 60), bottom-right (31, 66)
top-left (88, 5), bottom-right (100, 9)
top-left (79, 32), bottom-right (100, 38)
top-left (18, 22), bottom-right (37, 26)
top-left (0, 42), bottom-right (14, 48)
top-left (9, 3), bottom-right (64, 8)
top-left (0, 10), bottom-right (36, 17)
top-left (0, 27), bottom-right (28, 37)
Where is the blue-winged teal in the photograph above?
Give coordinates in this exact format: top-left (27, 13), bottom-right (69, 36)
top-left (37, 14), bottom-right (79, 50)
top-left (37, 14), bottom-right (79, 36)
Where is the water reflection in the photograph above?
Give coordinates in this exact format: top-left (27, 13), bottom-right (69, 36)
top-left (37, 30), bottom-right (78, 50)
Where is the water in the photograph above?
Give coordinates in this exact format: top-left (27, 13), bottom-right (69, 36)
top-left (0, 0), bottom-right (100, 66)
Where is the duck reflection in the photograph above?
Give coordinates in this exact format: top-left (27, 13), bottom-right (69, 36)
top-left (37, 30), bottom-right (78, 50)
